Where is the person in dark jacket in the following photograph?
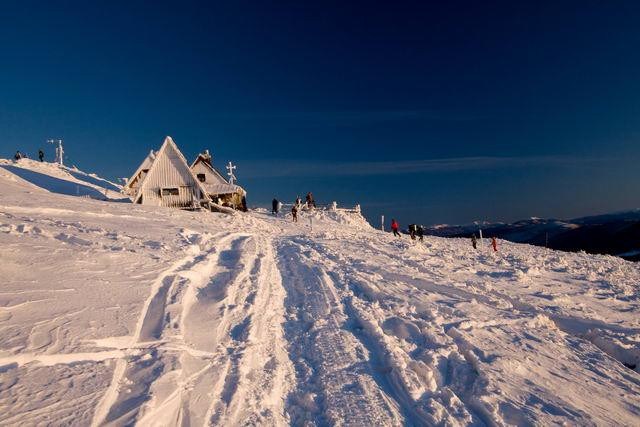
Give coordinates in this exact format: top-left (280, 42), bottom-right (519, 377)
top-left (408, 224), bottom-right (417, 240)
top-left (305, 192), bottom-right (316, 208)
top-left (14, 151), bottom-right (22, 161)
top-left (38, 149), bottom-right (44, 162)
top-left (416, 225), bottom-right (424, 242)
top-left (272, 198), bottom-right (279, 215)
top-left (391, 219), bottom-right (401, 237)
top-left (291, 204), bottom-right (298, 222)
top-left (471, 234), bottom-right (477, 249)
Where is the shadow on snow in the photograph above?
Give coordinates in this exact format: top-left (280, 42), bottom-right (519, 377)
top-left (1, 165), bottom-right (129, 202)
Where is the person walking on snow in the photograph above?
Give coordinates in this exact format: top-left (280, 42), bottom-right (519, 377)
top-left (272, 198), bottom-right (279, 216)
top-left (291, 204), bottom-right (298, 222)
top-left (38, 149), bottom-right (44, 162)
top-left (416, 225), bottom-right (424, 242)
top-left (491, 237), bottom-right (498, 252)
top-left (471, 234), bottom-right (477, 249)
top-left (306, 192), bottom-right (316, 208)
top-left (391, 219), bottom-right (401, 237)
top-left (408, 224), bottom-right (417, 240)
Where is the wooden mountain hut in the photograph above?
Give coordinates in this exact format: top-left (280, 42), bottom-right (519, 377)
top-left (131, 136), bottom-right (211, 209)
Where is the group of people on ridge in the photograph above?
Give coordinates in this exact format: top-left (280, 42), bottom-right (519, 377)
top-left (471, 234), bottom-right (498, 252)
top-left (391, 219), bottom-right (499, 252)
top-left (14, 149), bottom-right (45, 162)
top-left (272, 192), bottom-right (316, 223)
top-left (390, 219), bottom-right (424, 241)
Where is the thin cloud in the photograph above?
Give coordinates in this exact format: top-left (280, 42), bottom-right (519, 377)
top-left (239, 155), bottom-right (603, 179)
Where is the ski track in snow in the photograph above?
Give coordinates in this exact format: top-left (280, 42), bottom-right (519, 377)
top-left (89, 230), bottom-right (294, 426)
top-left (288, 232), bottom-right (640, 426)
top-left (1, 161), bottom-right (640, 426)
top-left (277, 238), bottom-right (405, 426)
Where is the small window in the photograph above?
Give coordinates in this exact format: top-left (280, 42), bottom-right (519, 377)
top-left (162, 188), bottom-right (179, 196)
top-left (197, 173), bottom-right (206, 182)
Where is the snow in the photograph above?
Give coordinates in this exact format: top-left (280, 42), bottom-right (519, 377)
top-left (0, 158), bottom-right (126, 202)
top-left (0, 159), bottom-right (639, 426)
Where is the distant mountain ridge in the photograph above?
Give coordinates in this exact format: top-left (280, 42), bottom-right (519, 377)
top-left (426, 210), bottom-right (640, 261)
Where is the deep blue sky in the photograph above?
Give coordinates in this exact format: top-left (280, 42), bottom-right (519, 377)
top-left (1, 1), bottom-right (639, 226)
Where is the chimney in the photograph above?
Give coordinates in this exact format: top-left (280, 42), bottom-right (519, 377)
top-left (201, 150), bottom-right (212, 166)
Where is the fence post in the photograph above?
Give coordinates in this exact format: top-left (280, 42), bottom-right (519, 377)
top-left (381, 215), bottom-right (385, 231)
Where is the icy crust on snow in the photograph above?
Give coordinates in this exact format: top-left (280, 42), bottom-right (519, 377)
top-left (0, 161), bottom-right (639, 426)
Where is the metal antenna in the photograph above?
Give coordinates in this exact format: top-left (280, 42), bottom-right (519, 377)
top-left (47, 139), bottom-right (64, 166)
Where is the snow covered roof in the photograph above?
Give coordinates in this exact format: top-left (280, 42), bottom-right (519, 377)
top-left (124, 150), bottom-right (156, 192)
top-left (190, 152), bottom-right (229, 185)
top-left (132, 136), bottom-right (211, 204)
top-left (203, 182), bottom-right (246, 196)
top-left (191, 151), bottom-right (246, 196)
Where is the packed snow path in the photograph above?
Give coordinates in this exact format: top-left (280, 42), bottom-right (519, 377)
top-left (1, 162), bottom-right (640, 426)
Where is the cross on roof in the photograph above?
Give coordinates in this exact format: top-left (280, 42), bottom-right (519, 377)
top-left (226, 161), bottom-right (237, 185)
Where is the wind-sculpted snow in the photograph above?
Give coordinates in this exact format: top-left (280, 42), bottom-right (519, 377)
top-left (0, 159), bottom-right (126, 202)
top-left (0, 161), bottom-right (639, 426)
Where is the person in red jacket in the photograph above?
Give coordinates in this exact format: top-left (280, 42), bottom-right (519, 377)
top-left (391, 219), bottom-right (401, 237)
top-left (491, 237), bottom-right (498, 252)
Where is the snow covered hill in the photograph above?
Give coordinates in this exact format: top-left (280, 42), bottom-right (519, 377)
top-left (0, 158), bottom-right (127, 202)
top-left (0, 160), bottom-right (639, 426)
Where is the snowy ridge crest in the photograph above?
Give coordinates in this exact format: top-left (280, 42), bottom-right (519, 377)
top-left (0, 158), bottom-right (125, 201)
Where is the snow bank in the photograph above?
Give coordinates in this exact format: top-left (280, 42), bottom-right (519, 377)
top-left (304, 208), bottom-right (372, 230)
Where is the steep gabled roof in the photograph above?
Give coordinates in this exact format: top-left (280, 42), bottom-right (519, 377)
top-left (190, 150), bottom-right (213, 168)
top-left (133, 136), bottom-right (211, 204)
top-left (124, 150), bottom-right (156, 192)
top-left (191, 152), bottom-right (229, 184)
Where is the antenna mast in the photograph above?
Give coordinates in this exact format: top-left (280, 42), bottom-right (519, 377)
top-left (47, 139), bottom-right (64, 166)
